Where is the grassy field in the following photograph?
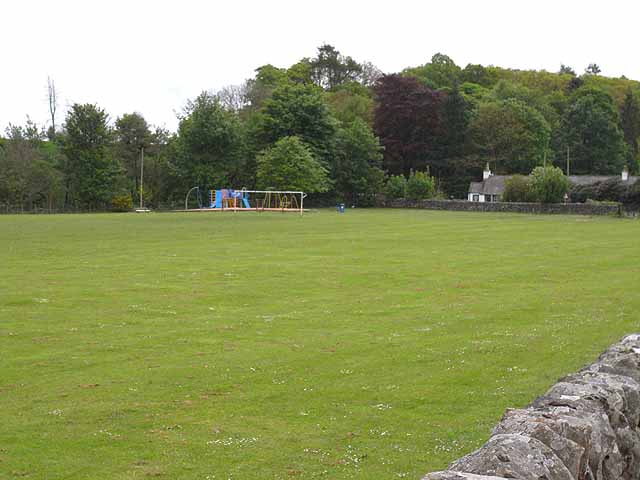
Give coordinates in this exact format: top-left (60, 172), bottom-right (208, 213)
top-left (1, 209), bottom-right (639, 479)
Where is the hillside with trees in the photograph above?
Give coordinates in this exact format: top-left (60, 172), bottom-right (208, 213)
top-left (2, 46), bottom-right (639, 211)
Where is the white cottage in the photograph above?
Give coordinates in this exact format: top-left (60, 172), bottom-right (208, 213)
top-left (467, 164), bottom-right (510, 202)
top-left (467, 164), bottom-right (638, 202)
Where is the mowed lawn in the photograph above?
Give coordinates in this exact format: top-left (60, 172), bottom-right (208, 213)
top-left (1, 209), bottom-right (639, 479)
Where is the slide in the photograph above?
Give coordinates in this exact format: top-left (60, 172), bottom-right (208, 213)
top-left (242, 197), bottom-right (251, 208)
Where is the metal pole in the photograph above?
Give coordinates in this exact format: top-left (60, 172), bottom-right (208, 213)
top-left (566, 146), bottom-right (570, 176)
top-left (139, 146), bottom-right (144, 209)
top-left (185, 186), bottom-right (198, 211)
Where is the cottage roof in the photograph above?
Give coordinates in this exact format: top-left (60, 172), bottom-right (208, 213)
top-left (469, 175), bottom-right (511, 195)
top-left (469, 173), bottom-right (639, 195)
top-left (568, 175), bottom-right (639, 186)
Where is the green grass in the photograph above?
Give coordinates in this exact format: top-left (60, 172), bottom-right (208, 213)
top-left (1, 209), bottom-right (639, 479)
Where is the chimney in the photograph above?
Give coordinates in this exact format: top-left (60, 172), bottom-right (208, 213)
top-left (483, 163), bottom-right (492, 180)
top-left (622, 165), bottom-right (629, 182)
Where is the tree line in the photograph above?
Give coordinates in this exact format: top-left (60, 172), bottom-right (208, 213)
top-left (2, 45), bottom-right (639, 212)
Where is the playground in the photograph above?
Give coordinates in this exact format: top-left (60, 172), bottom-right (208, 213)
top-left (184, 188), bottom-right (306, 213)
top-left (1, 210), bottom-right (639, 479)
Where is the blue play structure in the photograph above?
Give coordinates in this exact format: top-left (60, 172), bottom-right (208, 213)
top-left (210, 189), bottom-right (251, 209)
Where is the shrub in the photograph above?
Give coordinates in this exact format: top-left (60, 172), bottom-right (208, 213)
top-left (354, 167), bottom-right (386, 207)
top-left (596, 178), bottom-right (629, 203)
top-left (530, 166), bottom-right (570, 203)
top-left (503, 175), bottom-right (535, 202)
top-left (569, 183), bottom-right (597, 203)
top-left (626, 181), bottom-right (640, 207)
top-left (405, 170), bottom-right (436, 200)
top-left (385, 175), bottom-right (407, 199)
top-left (111, 194), bottom-right (133, 212)
top-left (570, 179), bottom-right (632, 204)
top-left (432, 189), bottom-right (448, 200)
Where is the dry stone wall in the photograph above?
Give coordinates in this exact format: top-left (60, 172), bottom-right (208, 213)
top-left (423, 334), bottom-right (640, 480)
top-left (378, 199), bottom-right (621, 216)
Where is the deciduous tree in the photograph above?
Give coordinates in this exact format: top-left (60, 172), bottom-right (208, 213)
top-left (256, 136), bottom-right (329, 192)
top-left (461, 63), bottom-right (493, 87)
top-left (471, 99), bottom-right (550, 174)
top-left (47, 77), bottom-right (58, 140)
top-left (173, 92), bottom-right (245, 189)
top-left (561, 87), bottom-right (626, 174)
top-left (216, 84), bottom-right (248, 113)
top-left (256, 82), bottom-right (338, 164)
top-left (326, 86), bottom-right (374, 126)
top-left (403, 53), bottom-right (461, 89)
top-left (360, 61), bottom-right (383, 88)
top-left (559, 65), bottom-right (576, 76)
top-left (374, 74), bottom-right (444, 176)
top-left (585, 63), bottom-right (602, 75)
top-left (333, 118), bottom-right (384, 204)
top-left (114, 112), bottom-right (151, 199)
top-left (621, 89), bottom-right (640, 172)
top-left (63, 104), bottom-right (121, 209)
top-left (310, 44), bottom-right (362, 90)
top-left (243, 65), bottom-right (289, 111)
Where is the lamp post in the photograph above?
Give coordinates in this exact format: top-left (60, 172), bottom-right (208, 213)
top-left (139, 146), bottom-right (144, 210)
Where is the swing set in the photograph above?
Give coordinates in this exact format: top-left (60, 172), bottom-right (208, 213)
top-left (184, 188), bottom-right (306, 214)
top-left (254, 191), bottom-right (300, 211)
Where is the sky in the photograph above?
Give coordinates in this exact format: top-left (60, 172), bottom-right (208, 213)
top-left (2, 0), bottom-right (639, 133)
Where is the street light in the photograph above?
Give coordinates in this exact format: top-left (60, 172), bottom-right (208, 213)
top-left (139, 145), bottom-right (144, 210)
top-left (136, 145), bottom-right (150, 213)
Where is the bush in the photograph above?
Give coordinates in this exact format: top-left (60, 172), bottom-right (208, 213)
top-left (354, 167), bottom-right (386, 207)
top-left (530, 166), bottom-right (570, 203)
top-left (405, 170), bottom-right (436, 200)
top-left (596, 178), bottom-right (629, 203)
top-left (503, 175), bottom-right (535, 202)
top-left (385, 175), bottom-right (407, 199)
top-left (570, 179), bottom-right (632, 204)
top-left (111, 194), bottom-right (133, 212)
top-left (569, 183), bottom-right (597, 203)
top-left (626, 181), bottom-right (640, 207)
top-left (432, 189), bottom-right (449, 200)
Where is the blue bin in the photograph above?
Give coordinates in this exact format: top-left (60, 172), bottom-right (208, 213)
top-left (337, 203), bottom-right (345, 213)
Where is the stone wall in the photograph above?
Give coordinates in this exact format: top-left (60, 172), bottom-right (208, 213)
top-left (378, 198), bottom-right (621, 216)
top-left (423, 334), bottom-right (640, 480)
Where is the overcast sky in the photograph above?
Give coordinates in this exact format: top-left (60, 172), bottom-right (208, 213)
top-left (2, 0), bottom-right (638, 133)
